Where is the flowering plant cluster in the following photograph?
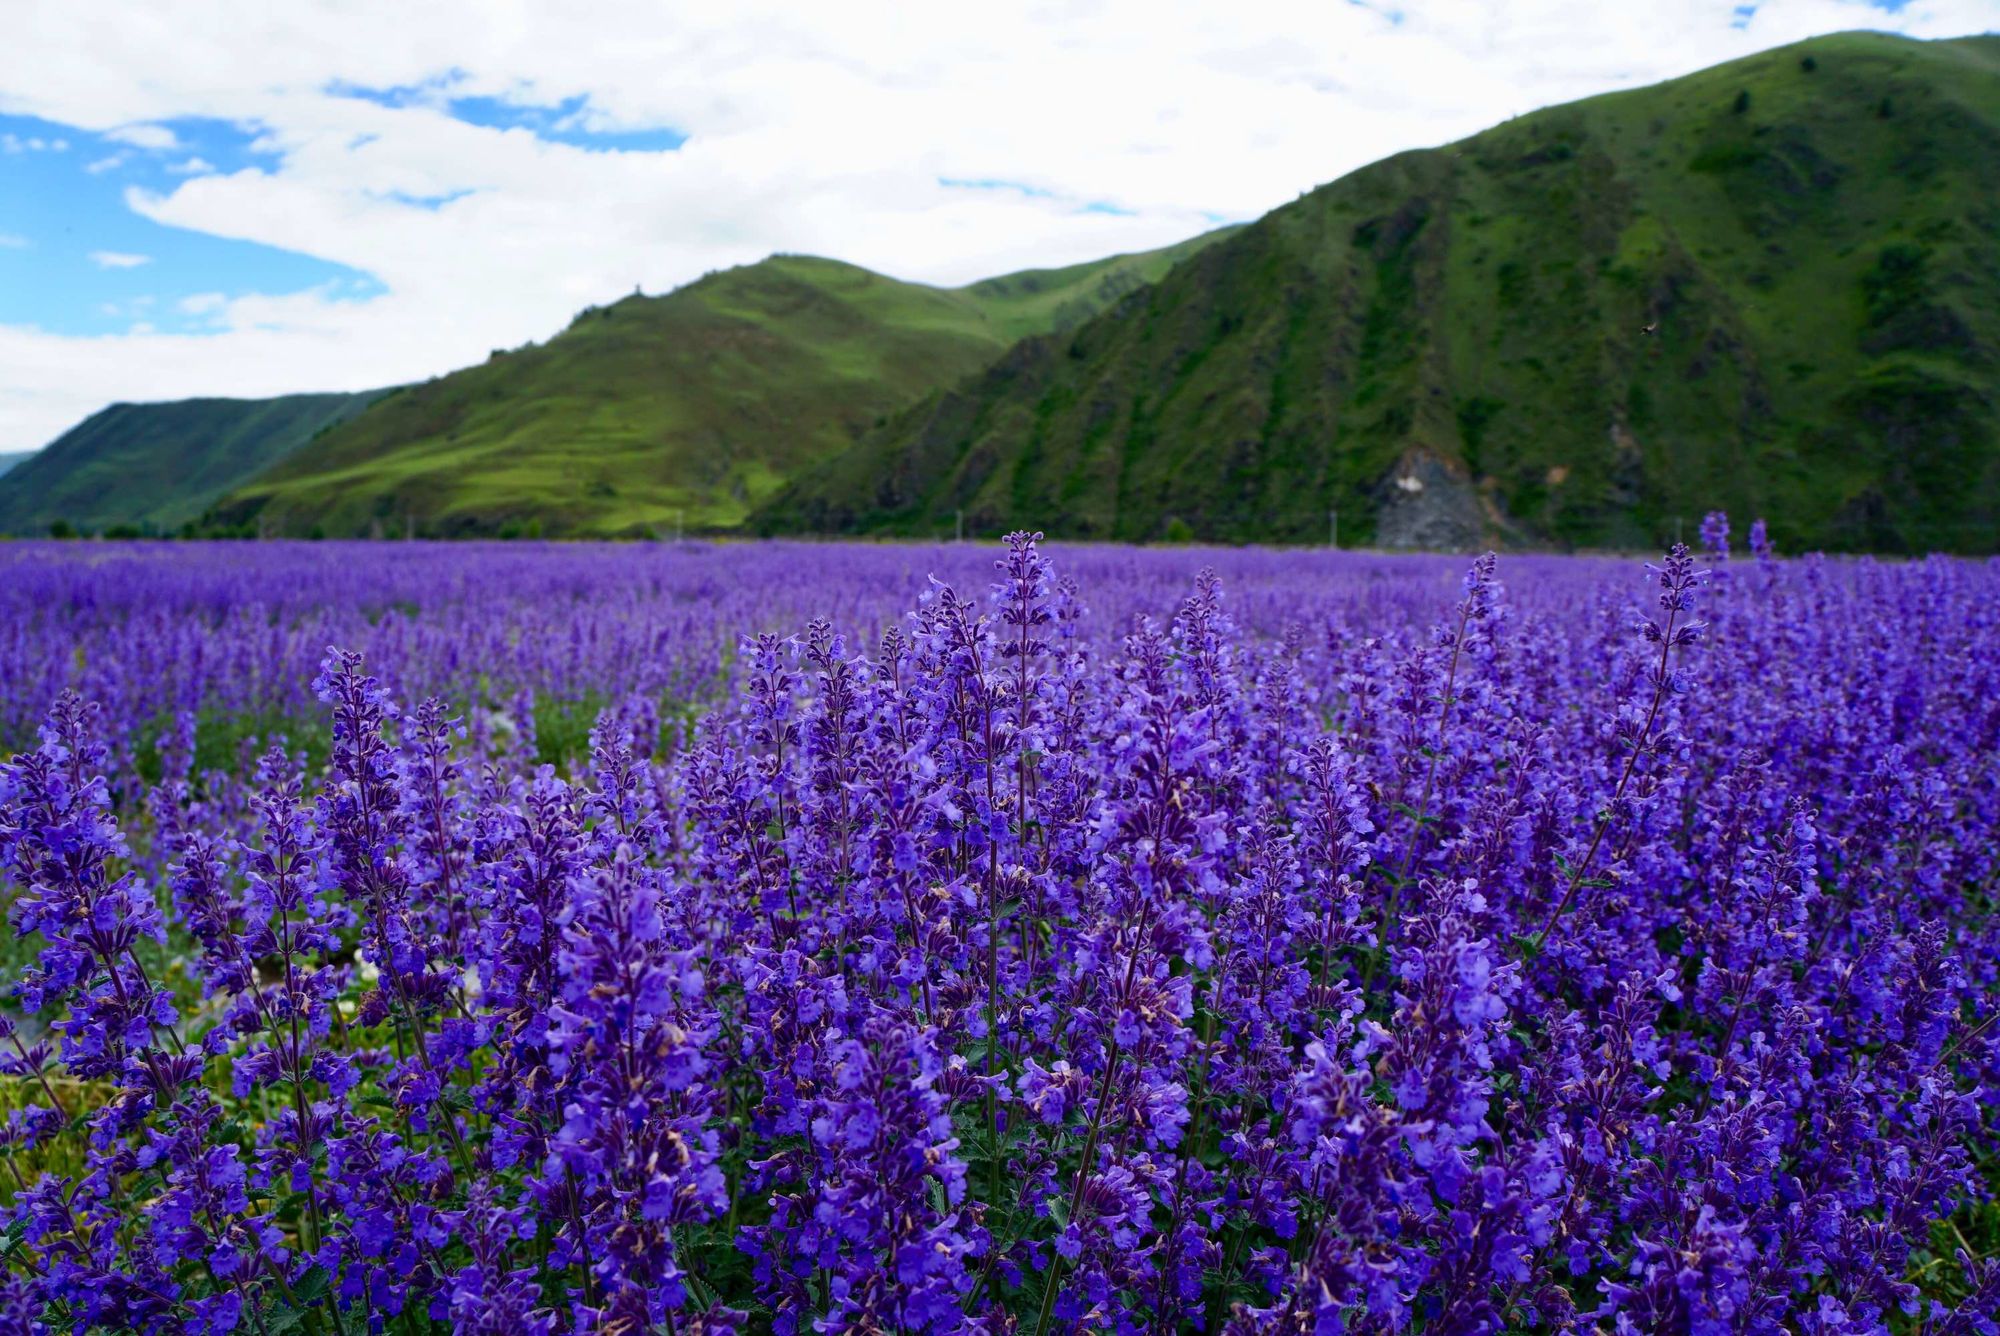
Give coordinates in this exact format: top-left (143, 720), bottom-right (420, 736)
top-left (0, 530), bottom-right (1996, 1333)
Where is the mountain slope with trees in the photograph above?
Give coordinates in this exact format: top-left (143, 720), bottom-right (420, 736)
top-left (0, 391), bottom-right (386, 536)
top-left (758, 31), bottom-right (2000, 553)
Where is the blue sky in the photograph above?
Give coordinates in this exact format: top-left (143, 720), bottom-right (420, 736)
top-left (326, 77), bottom-right (690, 153)
top-left (0, 77), bottom-right (694, 352)
top-left (0, 88), bottom-right (691, 340)
top-left (0, 0), bottom-right (1989, 453)
top-left (0, 113), bottom-right (380, 337)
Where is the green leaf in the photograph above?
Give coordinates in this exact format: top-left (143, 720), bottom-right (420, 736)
top-left (293, 1265), bottom-right (331, 1304)
top-left (259, 1301), bottom-right (309, 1336)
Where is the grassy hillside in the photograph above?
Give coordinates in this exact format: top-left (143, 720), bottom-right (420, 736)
top-left (0, 453), bottom-right (30, 478)
top-left (960, 228), bottom-right (1242, 343)
top-left (216, 233), bottom-right (1228, 538)
top-left (0, 391), bottom-right (386, 536)
top-left (758, 32), bottom-right (2000, 554)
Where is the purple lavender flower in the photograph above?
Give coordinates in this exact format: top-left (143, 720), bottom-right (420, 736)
top-left (1700, 510), bottom-right (1731, 561)
top-left (0, 534), bottom-right (1992, 1334)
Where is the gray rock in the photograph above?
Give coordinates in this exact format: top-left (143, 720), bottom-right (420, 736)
top-left (1375, 451), bottom-right (1485, 551)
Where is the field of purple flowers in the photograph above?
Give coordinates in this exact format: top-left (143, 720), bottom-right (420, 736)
top-left (0, 525), bottom-right (1997, 1334)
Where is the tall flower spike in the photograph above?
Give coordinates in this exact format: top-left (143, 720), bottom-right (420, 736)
top-left (1700, 510), bottom-right (1731, 561)
top-left (545, 855), bottom-right (726, 1328)
top-left (1530, 543), bottom-right (1707, 949)
top-left (1, 692), bottom-right (173, 1078)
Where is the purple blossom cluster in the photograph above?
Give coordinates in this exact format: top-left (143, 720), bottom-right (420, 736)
top-left (1, 531), bottom-right (1998, 1334)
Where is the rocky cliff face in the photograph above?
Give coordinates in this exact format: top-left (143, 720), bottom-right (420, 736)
top-left (1374, 450), bottom-right (1485, 550)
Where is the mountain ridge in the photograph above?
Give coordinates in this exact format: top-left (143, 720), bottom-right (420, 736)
top-left (208, 231), bottom-right (1234, 537)
top-left (0, 391), bottom-right (388, 536)
top-left (11, 31), bottom-right (1996, 551)
top-left (756, 30), bottom-right (2000, 553)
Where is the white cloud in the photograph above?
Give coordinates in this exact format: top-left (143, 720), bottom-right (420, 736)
top-left (95, 295), bottom-right (155, 322)
top-left (83, 153), bottom-right (128, 174)
top-left (0, 0), bottom-right (1992, 450)
top-left (0, 234), bottom-right (28, 249)
top-left (88, 250), bottom-right (152, 269)
top-left (178, 292), bottom-right (229, 315)
top-left (1, 133), bottom-right (68, 153)
top-left (103, 123), bottom-right (179, 150)
top-left (167, 156), bottom-right (217, 175)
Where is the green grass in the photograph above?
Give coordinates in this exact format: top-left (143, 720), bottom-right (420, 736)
top-left (758, 31), bottom-right (2000, 553)
top-left (0, 392), bottom-right (386, 536)
top-left (958, 228), bottom-right (1241, 343)
top-left (211, 235), bottom-right (1232, 539)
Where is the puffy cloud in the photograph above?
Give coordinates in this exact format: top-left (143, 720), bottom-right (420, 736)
top-left (0, 0), bottom-right (1989, 450)
top-left (1, 132), bottom-right (68, 152)
top-left (102, 123), bottom-right (179, 149)
top-left (88, 250), bottom-right (152, 269)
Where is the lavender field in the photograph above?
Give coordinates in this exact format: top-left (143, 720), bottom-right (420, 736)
top-left (1, 529), bottom-right (1997, 1334)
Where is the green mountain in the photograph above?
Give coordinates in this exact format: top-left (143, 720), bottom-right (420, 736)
top-left (758, 31), bottom-right (2000, 553)
top-left (214, 233), bottom-right (1230, 537)
top-left (0, 391), bottom-right (387, 536)
top-left (0, 453), bottom-right (30, 478)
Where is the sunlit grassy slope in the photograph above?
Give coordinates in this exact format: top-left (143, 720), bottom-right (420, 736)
top-left (214, 233), bottom-right (1230, 537)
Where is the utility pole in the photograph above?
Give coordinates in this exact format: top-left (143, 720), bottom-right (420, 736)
top-left (955, 509), bottom-right (964, 544)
